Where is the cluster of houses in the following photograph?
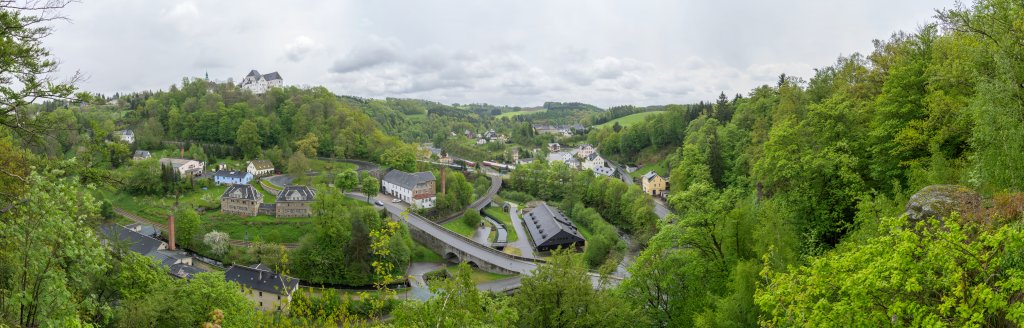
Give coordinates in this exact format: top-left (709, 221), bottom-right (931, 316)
top-left (240, 69), bottom-right (284, 94)
top-left (100, 223), bottom-right (299, 312)
top-left (545, 144), bottom-right (615, 178)
top-left (220, 184), bottom-right (316, 218)
top-left (457, 129), bottom-right (509, 145)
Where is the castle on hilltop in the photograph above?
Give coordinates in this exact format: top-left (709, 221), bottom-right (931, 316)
top-left (239, 69), bottom-right (283, 94)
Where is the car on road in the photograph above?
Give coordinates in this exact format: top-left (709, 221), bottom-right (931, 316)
top-left (374, 200), bottom-right (384, 206)
top-left (392, 199), bottom-right (402, 203)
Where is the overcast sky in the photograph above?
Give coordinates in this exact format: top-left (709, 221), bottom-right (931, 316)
top-left (47, 0), bottom-right (954, 107)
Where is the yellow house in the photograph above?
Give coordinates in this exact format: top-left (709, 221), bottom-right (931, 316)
top-left (641, 171), bottom-right (667, 196)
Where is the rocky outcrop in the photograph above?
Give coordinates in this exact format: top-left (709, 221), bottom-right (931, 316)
top-left (905, 185), bottom-right (982, 225)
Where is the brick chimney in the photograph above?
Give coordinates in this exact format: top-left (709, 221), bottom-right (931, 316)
top-left (167, 212), bottom-right (176, 250)
top-left (440, 166), bottom-right (446, 195)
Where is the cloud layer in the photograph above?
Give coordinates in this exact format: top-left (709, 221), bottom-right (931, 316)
top-left (47, 0), bottom-right (952, 107)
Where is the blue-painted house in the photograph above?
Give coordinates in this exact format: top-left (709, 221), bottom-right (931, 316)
top-left (213, 170), bottom-right (253, 185)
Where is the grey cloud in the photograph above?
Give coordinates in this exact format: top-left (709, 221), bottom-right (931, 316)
top-left (329, 38), bottom-right (401, 73)
top-left (47, 0), bottom-right (956, 107)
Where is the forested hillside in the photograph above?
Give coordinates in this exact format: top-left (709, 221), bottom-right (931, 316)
top-left (618, 1), bottom-right (1024, 326)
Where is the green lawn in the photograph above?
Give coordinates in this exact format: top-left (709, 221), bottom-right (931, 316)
top-left (203, 212), bottom-right (314, 244)
top-left (595, 111), bottom-right (665, 128)
top-left (495, 108), bottom-right (547, 119)
top-left (482, 207), bottom-right (518, 242)
top-left (630, 157), bottom-right (669, 179)
top-left (256, 182), bottom-right (278, 203)
top-left (442, 216), bottom-right (477, 238)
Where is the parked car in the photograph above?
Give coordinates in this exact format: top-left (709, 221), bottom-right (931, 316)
top-left (392, 199), bottom-right (402, 203)
top-left (374, 200), bottom-right (384, 206)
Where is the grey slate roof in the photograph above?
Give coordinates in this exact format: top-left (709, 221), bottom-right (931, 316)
top-left (641, 171), bottom-right (660, 182)
top-left (383, 170), bottom-right (435, 191)
top-left (125, 223), bottom-right (159, 238)
top-left (522, 204), bottom-right (585, 249)
top-left (100, 224), bottom-right (165, 255)
top-left (225, 264), bottom-right (299, 295)
top-left (133, 150), bottom-right (151, 158)
top-left (246, 70), bottom-right (261, 78)
top-left (169, 263), bottom-right (206, 279)
top-left (262, 72), bottom-right (282, 81)
top-left (277, 186), bottom-right (315, 202)
top-left (221, 184), bottom-right (263, 202)
top-left (214, 170), bottom-right (250, 180)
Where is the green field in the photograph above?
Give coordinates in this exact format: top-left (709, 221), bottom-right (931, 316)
top-left (595, 111), bottom-right (665, 128)
top-left (630, 157), bottom-right (669, 179)
top-left (482, 207), bottom-right (518, 242)
top-left (442, 216), bottom-right (478, 238)
top-left (495, 108), bottom-right (547, 119)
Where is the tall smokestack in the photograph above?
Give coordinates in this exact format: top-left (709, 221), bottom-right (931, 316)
top-left (440, 166), bottom-right (446, 195)
top-left (167, 212), bottom-right (176, 250)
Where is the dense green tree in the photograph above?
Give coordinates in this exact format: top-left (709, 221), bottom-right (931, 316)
top-left (380, 145), bottom-right (417, 172)
top-left (0, 170), bottom-right (108, 327)
top-left (512, 250), bottom-right (644, 328)
top-left (235, 119), bottom-right (261, 159)
top-left (334, 169), bottom-right (358, 192)
top-left (174, 206), bottom-right (202, 249)
top-left (361, 175), bottom-right (380, 202)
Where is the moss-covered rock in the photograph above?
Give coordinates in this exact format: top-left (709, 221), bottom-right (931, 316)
top-left (904, 185), bottom-right (981, 225)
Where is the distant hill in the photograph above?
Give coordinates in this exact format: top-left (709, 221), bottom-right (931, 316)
top-left (594, 111), bottom-right (665, 128)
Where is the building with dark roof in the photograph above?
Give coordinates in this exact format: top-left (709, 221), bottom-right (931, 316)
top-left (521, 203), bottom-right (585, 252)
top-left (382, 170), bottom-right (437, 209)
top-left (213, 170), bottom-right (253, 185)
top-left (275, 186), bottom-right (315, 218)
top-left (99, 224), bottom-right (206, 279)
top-left (133, 150), bottom-right (151, 161)
top-left (220, 184), bottom-right (263, 217)
top-left (240, 69), bottom-right (283, 94)
top-left (225, 264), bottom-right (299, 312)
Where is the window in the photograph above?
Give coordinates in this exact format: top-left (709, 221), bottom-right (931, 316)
top-left (259, 291), bottom-right (263, 297)
top-left (260, 302), bottom-right (263, 307)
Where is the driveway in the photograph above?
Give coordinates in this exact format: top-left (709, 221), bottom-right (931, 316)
top-left (264, 174), bottom-right (293, 188)
top-left (507, 203), bottom-right (536, 258)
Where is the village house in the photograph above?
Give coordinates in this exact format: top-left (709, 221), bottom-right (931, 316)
top-left (99, 224), bottom-right (205, 279)
top-left (240, 70), bottom-right (283, 94)
top-left (214, 170), bottom-right (253, 185)
top-left (225, 264), bottom-right (299, 312)
top-left (548, 143), bottom-right (561, 152)
top-left (382, 170), bottom-right (437, 209)
top-left (247, 160), bottom-right (275, 177)
top-left (521, 203), bottom-right (586, 252)
top-left (113, 129), bottom-right (135, 144)
top-left (275, 186), bottom-right (315, 218)
top-left (641, 171), bottom-right (668, 197)
top-left (220, 184), bottom-right (263, 217)
top-left (581, 153), bottom-right (606, 171)
top-left (133, 150), bottom-right (151, 161)
top-left (576, 144), bottom-right (597, 159)
top-left (476, 138), bottom-right (487, 145)
top-left (159, 158), bottom-right (205, 177)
